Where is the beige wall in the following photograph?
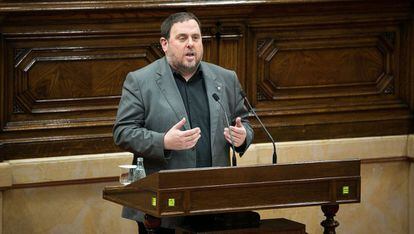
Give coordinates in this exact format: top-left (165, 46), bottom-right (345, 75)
top-left (3, 182), bottom-right (136, 234)
top-left (0, 153), bottom-right (138, 234)
top-left (0, 135), bottom-right (413, 234)
top-left (409, 135), bottom-right (414, 234)
top-left (0, 162), bottom-right (11, 234)
top-left (0, 192), bottom-right (2, 234)
top-left (410, 163), bottom-right (414, 234)
top-left (239, 135), bottom-right (412, 234)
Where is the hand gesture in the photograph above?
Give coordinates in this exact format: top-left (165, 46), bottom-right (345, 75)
top-left (164, 118), bottom-right (201, 150)
top-left (224, 117), bottom-right (246, 147)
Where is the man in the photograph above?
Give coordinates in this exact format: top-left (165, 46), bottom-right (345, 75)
top-left (113, 12), bottom-right (254, 232)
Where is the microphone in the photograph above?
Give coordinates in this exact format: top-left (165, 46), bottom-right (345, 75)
top-left (240, 90), bottom-right (277, 164)
top-left (212, 93), bottom-right (237, 167)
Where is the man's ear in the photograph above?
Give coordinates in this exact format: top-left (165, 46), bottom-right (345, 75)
top-left (160, 37), bottom-right (168, 53)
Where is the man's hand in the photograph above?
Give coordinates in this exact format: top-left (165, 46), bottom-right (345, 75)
top-left (224, 117), bottom-right (246, 147)
top-left (164, 118), bottom-right (201, 150)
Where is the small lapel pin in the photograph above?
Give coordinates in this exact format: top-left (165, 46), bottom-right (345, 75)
top-left (217, 86), bottom-right (221, 91)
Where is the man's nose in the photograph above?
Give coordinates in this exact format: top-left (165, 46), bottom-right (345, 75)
top-left (186, 38), bottom-right (194, 47)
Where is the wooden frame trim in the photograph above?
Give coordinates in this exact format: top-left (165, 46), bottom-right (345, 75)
top-left (1, 156), bottom-right (411, 191)
top-left (361, 156), bottom-right (411, 164)
top-left (0, 176), bottom-right (118, 191)
top-left (1, 0), bottom-right (400, 13)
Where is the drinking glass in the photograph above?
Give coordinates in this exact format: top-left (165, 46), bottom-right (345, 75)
top-left (119, 165), bottom-right (136, 185)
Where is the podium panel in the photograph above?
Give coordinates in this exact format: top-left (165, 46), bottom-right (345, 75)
top-left (103, 160), bottom-right (360, 218)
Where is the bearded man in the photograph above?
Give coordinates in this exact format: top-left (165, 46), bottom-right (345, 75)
top-left (113, 12), bottom-right (254, 233)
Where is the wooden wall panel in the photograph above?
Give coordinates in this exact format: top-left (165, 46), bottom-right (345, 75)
top-left (0, 14), bottom-right (168, 158)
top-left (0, 0), bottom-right (413, 159)
top-left (245, 2), bottom-right (413, 142)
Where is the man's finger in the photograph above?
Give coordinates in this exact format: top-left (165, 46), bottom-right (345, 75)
top-left (224, 129), bottom-right (241, 141)
top-left (190, 134), bottom-right (201, 147)
top-left (225, 134), bottom-right (239, 146)
top-left (172, 118), bottom-right (186, 130)
top-left (229, 126), bottom-right (244, 134)
top-left (235, 117), bottom-right (243, 127)
top-left (184, 134), bottom-right (201, 149)
top-left (183, 132), bottom-right (201, 142)
top-left (181, 127), bottom-right (201, 137)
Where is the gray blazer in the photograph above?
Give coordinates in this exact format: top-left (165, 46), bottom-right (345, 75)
top-left (113, 57), bottom-right (254, 227)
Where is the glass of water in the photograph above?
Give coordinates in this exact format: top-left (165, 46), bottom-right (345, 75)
top-left (119, 165), bottom-right (136, 185)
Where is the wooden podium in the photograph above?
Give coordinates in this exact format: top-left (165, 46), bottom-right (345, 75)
top-left (103, 160), bottom-right (360, 233)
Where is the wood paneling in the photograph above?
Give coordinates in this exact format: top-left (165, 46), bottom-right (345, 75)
top-left (248, 19), bottom-right (413, 142)
top-left (0, 0), bottom-right (413, 159)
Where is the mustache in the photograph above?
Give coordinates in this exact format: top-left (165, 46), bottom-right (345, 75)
top-left (185, 51), bottom-right (196, 56)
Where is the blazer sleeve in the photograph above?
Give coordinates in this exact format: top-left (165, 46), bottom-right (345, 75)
top-left (113, 72), bottom-right (167, 163)
top-left (231, 71), bottom-right (254, 154)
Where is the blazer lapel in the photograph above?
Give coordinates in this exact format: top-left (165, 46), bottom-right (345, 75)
top-left (155, 58), bottom-right (191, 130)
top-left (201, 62), bottom-right (223, 151)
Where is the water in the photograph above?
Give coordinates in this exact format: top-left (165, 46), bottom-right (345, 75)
top-left (133, 157), bottom-right (146, 181)
top-left (119, 165), bottom-right (137, 185)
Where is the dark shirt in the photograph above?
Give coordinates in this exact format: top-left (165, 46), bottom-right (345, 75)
top-left (173, 68), bottom-right (212, 167)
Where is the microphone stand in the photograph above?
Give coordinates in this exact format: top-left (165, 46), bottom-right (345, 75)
top-left (212, 94), bottom-right (237, 166)
top-left (241, 91), bottom-right (277, 164)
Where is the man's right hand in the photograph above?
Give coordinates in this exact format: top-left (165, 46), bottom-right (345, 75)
top-left (164, 118), bottom-right (201, 150)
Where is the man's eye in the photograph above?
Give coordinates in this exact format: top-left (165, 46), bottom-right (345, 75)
top-left (178, 36), bottom-right (186, 41)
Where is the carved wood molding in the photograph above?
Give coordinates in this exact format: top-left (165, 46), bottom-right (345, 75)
top-left (0, 0), bottom-right (412, 159)
top-left (0, 0), bottom-right (411, 13)
top-left (248, 21), bottom-right (412, 134)
top-left (256, 32), bottom-right (396, 102)
top-left (6, 42), bottom-right (163, 130)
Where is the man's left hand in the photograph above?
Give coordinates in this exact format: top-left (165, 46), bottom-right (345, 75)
top-left (224, 117), bottom-right (246, 147)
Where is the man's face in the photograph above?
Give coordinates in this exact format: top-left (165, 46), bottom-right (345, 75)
top-left (160, 19), bottom-right (203, 77)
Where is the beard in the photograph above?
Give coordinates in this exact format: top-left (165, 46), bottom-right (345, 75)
top-left (176, 60), bottom-right (199, 75)
top-left (167, 52), bottom-right (203, 77)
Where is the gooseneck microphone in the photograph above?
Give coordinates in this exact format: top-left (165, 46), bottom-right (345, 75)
top-left (212, 93), bottom-right (237, 167)
top-left (240, 91), bottom-right (278, 164)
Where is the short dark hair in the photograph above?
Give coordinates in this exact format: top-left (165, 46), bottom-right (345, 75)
top-left (161, 12), bottom-right (201, 39)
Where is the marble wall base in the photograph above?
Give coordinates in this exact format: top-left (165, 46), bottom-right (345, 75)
top-left (410, 162), bottom-right (414, 234)
top-left (0, 135), bottom-right (413, 234)
top-left (409, 135), bottom-right (414, 234)
top-left (257, 161), bottom-right (409, 234)
top-left (0, 193), bottom-right (2, 234)
top-left (3, 182), bottom-right (136, 234)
